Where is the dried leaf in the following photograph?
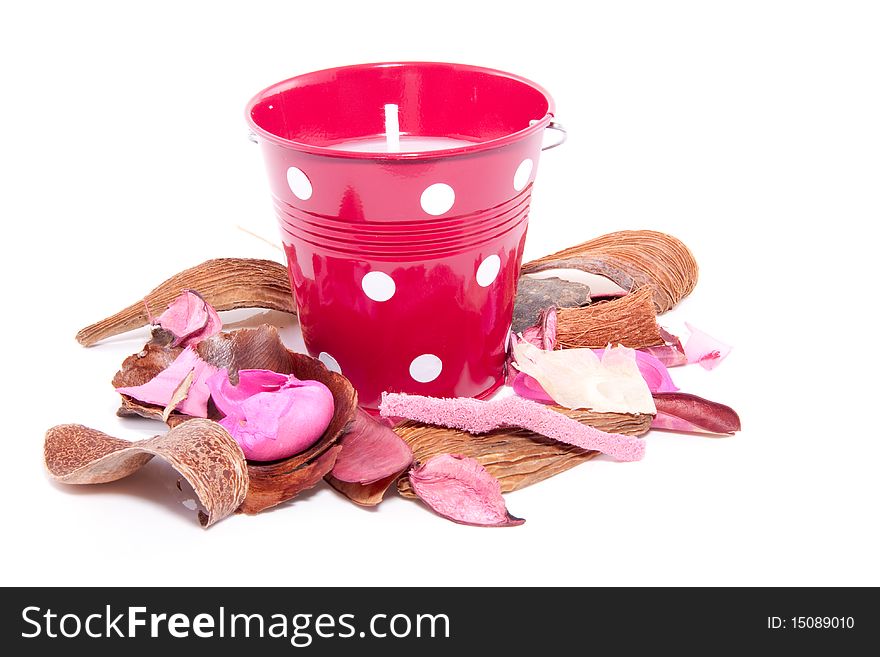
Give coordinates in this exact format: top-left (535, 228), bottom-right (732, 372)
top-left (555, 287), bottom-right (664, 349)
top-left (44, 419), bottom-right (248, 527)
top-left (76, 258), bottom-right (295, 347)
top-left (512, 276), bottom-right (590, 333)
top-left (381, 393), bottom-right (646, 462)
top-left (521, 230), bottom-right (699, 313)
top-left (396, 408), bottom-right (651, 496)
top-left (408, 454), bottom-right (524, 527)
top-left (652, 392), bottom-right (741, 435)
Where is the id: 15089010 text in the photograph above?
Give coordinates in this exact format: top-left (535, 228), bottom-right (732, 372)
top-left (767, 617), bottom-right (854, 630)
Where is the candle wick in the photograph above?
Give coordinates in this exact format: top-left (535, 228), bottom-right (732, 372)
top-left (384, 103), bottom-right (400, 152)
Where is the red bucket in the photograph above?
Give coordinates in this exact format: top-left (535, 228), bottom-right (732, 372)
top-left (246, 62), bottom-right (563, 409)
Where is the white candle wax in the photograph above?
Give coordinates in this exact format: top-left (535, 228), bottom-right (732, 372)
top-left (326, 135), bottom-right (477, 153)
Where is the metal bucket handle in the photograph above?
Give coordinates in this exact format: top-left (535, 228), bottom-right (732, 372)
top-left (541, 121), bottom-right (567, 151)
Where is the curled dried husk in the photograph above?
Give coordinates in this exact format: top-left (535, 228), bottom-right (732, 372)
top-left (521, 230), bottom-right (698, 313)
top-left (555, 287), bottom-right (664, 349)
top-left (43, 419), bottom-right (248, 527)
top-left (396, 408), bottom-right (651, 497)
top-left (113, 325), bottom-right (358, 513)
top-left (76, 258), bottom-right (295, 347)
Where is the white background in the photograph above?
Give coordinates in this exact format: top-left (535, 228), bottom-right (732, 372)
top-left (2, 1), bottom-right (878, 586)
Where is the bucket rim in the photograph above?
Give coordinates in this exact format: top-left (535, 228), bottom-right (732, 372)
top-left (245, 61), bottom-right (556, 160)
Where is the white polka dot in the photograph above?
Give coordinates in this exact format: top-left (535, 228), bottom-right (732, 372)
top-left (318, 352), bottom-right (341, 374)
top-left (476, 254), bottom-right (501, 287)
top-left (420, 183), bottom-right (455, 216)
top-left (513, 158), bottom-right (533, 192)
top-left (409, 354), bottom-right (442, 383)
top-left (361, 271), bottom-right (396, 302)
top-left (287, 166), bottom-right (313, 200)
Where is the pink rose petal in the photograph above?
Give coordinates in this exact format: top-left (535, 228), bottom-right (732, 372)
top-left (116, 347), bottom-right (218, 417)
top-left (206, 368), bottom-right (290, 417)
top-left (641, 345), bottom-right (689, 367)
top-left (683, 322), bottom-right (732, 371)
top-left (630, 350), bottom-right (679, 393)
top-left (207, 369), bottom-right (335, 461)
top-left (512, 372), bottom-right (555, 404)
top-left (520, 307), bottom-right (558, 352)
top-left (331, 409), bottom-right (413, 485)
top-left (156, 290), bottom-right (222, 347)
top-left (408, 454), bottom-right (524, 527)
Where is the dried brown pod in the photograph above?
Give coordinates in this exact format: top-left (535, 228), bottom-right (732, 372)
top-left (76, 258), bottom-right (294, 347)
top-left (520, 230), bottom-right (698, 313)
top-left (512, 276), bottom-right (591, 333)
top-left (652, 392), bottom-right (741, 435)
top-left (44, 419), bottom-right (248, 527)
top-left (241, 445), bottom-right (342, 514)
top-left (396, 407), bottom-right (651, 497)
top-left (112, 325), bottom-right (358, 514)
top-left (555, 287), bottom-right (665, 349)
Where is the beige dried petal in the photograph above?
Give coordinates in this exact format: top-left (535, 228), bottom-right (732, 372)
top-left (513, 342), bottom-right (656, 414)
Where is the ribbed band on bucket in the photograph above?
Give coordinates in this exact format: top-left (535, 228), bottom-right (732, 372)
top-left (275, 189), bottom-right (532, 259)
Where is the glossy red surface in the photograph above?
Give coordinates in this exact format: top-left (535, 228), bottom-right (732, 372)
top-left (246, 62), bottom-right (556, 408)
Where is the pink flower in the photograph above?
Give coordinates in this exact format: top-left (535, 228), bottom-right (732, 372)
top-left (156, 290), bottom-right (221, 347)
top-left (683, 322), bottom-right (731, 371)
top-left (206, 369), bottom-right (334, 462)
